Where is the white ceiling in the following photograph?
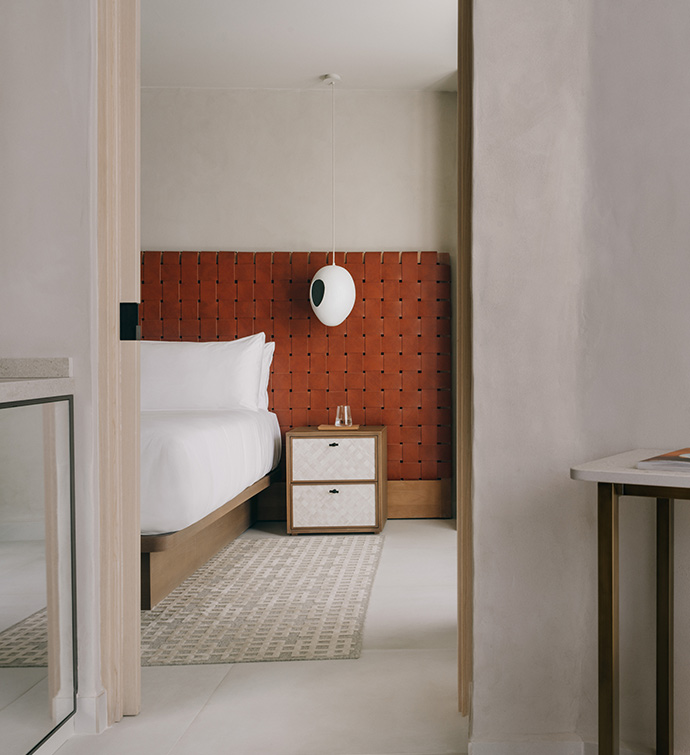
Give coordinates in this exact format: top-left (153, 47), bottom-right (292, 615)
top-left (141, 0), bottom-right (458, 91)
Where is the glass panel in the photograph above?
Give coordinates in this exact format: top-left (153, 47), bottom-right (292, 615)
top-left (0, 399), bottom-right (75, 754)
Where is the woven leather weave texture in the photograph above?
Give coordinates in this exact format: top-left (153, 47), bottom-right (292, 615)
top-left (140, 251), bottom-right (452, 481)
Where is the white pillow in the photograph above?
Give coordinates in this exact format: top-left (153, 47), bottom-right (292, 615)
top-left (140, 333), bottom-right (265, 412)
top-left (257, 341), bottom-right (275, 410)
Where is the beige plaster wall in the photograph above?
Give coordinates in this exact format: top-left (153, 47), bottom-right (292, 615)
top-left (471, 0), bottom-right (592, 748)
top-left (577, 1), bottom-right (690, 748)
top-left (472, 0), bottom-right (690, 752)
top-left (0, 0), bottom-right (105, 735)
top-left (141, 87), bottom-right (457, 256)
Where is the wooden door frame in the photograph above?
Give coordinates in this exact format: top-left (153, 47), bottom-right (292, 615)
top-left (97, 0), bottom-right (141, 723)
top-left (95, 0), bottom-right (473, 726)
top-left (457, 0), bottom-right (474, 719)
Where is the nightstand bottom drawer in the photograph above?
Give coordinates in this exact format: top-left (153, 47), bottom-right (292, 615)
top-left (292, 484), bottom-right (377, 528)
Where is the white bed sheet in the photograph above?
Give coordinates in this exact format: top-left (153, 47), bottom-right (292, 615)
top-left (140, 408), bottom-right (281, 535)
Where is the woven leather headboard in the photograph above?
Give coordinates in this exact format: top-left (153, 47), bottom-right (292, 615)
top-left (140, 251), bottom-right (452, 482)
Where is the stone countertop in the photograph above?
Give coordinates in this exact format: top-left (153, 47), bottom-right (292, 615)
top-left (0, 377), bottom-right (75, 404)
top-left (0, 358), bottom-right (74, 404)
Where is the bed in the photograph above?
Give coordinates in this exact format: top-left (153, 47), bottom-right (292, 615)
top-left (139, 333), bottom-right (281, 608)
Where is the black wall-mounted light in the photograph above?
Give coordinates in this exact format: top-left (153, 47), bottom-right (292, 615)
top-left (120, 302), bottom-right (141, 341)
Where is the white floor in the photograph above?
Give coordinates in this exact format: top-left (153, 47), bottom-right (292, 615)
top-left (0, 540), bottom-right (46, 632)
top-left (58, 519), bottom-right (468, 755)
top-left (0, 540), bottom-right (56, 755)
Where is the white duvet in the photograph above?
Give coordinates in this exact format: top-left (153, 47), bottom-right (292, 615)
top-left (140, 409), bottom-right (281, 535)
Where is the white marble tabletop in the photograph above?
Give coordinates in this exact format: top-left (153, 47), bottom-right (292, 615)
top-left (571, 449), bottom-right (690, 488)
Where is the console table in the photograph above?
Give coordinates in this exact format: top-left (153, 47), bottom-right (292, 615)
top-left (571, 449), bottom-right (690, 755)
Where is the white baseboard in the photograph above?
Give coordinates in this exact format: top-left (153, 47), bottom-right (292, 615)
top-left (469, 741), bottom-right (583, 755)
top-left (469, 740), bottom-right (649, 755)
top-left (583, 743), bottom-right (650, 755)
top-left (74, 689), bottom-right (108, 735)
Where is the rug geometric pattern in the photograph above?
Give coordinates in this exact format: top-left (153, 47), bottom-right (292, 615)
top-left (0, 535), bottom-right (383, 669)
top-left (0, 608), bottom-right (48, 667)
top-left (141, 534), bottom-right (384, 666)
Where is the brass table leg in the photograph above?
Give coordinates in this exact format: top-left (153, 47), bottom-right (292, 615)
top-left (598, 482), bottom-right (619, 755)
top-left (657, 498), bottom-right (674, 755)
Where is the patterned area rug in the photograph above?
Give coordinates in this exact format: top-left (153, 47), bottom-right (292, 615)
top-left (0, 534), bottom-right (383, 667)
top-left (142, 534), bottom-right (384, 665)
top-left (0, 608), bottom-right (47, 667)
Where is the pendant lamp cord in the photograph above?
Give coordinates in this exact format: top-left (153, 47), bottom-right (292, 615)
top-left (330, 77), bottom-right (336, 266)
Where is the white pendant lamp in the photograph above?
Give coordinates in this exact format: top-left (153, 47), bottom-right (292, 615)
top-left (310, 74), bottom-right (356, 327)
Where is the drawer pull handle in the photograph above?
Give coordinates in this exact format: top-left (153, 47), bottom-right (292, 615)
top-left (329, 489), bottom-right (339, 494)
top-left (328, 442), bottom-right (339, 447)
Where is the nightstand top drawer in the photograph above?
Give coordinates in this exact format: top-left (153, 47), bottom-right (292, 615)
top-left (291, 436), bottom-right (376, 481)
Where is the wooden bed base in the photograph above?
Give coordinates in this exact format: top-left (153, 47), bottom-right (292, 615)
top-left (140, 474), bottom-right (273, 609)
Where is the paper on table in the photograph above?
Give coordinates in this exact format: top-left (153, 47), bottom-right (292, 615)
top-left (636, 447), bottom-right (690, 471)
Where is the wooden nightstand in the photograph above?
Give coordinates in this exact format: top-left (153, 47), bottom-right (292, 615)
top-left (286, 426), bottom-right (387, 534)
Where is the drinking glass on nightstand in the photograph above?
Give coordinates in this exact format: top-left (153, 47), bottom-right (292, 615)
top-left (335, 405), bottom-right (352, 426)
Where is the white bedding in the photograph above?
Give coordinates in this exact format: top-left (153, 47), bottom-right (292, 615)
top-left (140, 408), bottom-right (281, 535)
